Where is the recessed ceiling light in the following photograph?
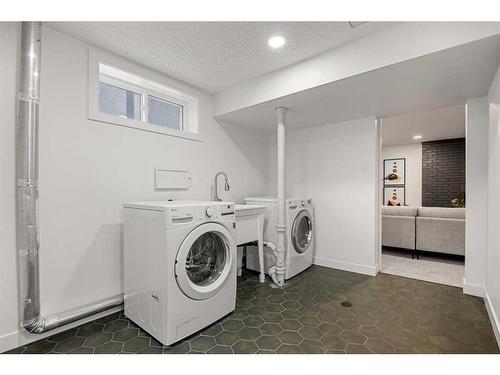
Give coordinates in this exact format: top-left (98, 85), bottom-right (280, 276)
top-left (268, 36), bottom-right (286, 49)
top-left (413, 135), bottom-right (422, 139)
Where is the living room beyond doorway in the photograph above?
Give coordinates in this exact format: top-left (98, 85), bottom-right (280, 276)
top-left (380, 106), bottom-right (466, 287)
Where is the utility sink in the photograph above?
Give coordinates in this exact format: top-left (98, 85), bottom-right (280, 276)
top-left (234, 204), bottom-right (266, 282)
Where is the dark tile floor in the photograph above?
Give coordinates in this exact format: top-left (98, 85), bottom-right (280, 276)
top-left (5, 265), bottom-right (499, 354)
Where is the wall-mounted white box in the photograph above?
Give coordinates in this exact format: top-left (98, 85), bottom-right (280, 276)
top-left (154, 169), bottom-right (191, 190)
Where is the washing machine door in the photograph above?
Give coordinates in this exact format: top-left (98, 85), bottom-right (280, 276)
top-left (175, 222), bottom-right (234, 300)
top-left (291, 209), bottom-right (313, 254)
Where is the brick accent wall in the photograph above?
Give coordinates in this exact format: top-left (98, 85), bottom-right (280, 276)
top-left (422, 138), bottom-right (465, 207)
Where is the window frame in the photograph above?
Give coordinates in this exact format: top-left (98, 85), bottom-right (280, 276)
top-left (89, 48), bottom-right (201, 142)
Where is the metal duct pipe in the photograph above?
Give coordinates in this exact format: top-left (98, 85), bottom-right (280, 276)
top-left (16, 22), bottom-right (123, 334)
top-left (273, 107), bottom-right (288, 288)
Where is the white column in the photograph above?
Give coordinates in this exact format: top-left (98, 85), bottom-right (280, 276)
top-left (275, 107), bottom-right (287, 287)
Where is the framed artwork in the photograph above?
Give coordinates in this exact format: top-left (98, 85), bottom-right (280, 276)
top-left (384, 186), bottom-right (406, 206)
top-left (384, 158), bottom-right (406, 186)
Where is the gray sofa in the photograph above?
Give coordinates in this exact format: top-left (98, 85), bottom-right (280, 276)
top-left (382, 206), bottom-right (465, 256)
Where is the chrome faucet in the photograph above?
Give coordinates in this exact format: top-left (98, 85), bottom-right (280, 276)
top-left (214, 171), bottom-right (230, 201)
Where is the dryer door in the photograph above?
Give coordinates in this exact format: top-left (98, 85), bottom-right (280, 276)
top-left (291, 210), bottom-right (313, 254)
top-left (175, 222), bottom-right (234, 300)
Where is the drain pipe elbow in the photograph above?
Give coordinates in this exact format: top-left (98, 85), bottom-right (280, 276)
top-left (268, 266), bottom-right (279, 286)
top-left (22, 318), bottom-right (46, 334)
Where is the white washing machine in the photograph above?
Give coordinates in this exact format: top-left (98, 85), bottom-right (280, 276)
top-left (244, 197), bottom-right (314, 280)
top-left (123, 201), bottom-right (237, 346)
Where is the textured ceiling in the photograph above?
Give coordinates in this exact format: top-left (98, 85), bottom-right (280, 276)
top-left (216, 35), bottom-right (500, 132)
top-left (382, 105), bottom-right (465, 146)
top-left (46, 21), bottom-right (396, 93)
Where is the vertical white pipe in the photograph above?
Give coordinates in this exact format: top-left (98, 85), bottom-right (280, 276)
top-left (275, 107), bottom-right (287, 287)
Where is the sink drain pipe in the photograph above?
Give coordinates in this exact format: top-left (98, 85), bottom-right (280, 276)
top-left (267, 107), bottom-right (288, 288)
top-left (16, 21), bottom-right (123, 334)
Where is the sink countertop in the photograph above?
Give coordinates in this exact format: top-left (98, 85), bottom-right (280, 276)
top-left (234, 204), bottom-right (266, 217)
top-left (234, 204), bottom-right (266, 211)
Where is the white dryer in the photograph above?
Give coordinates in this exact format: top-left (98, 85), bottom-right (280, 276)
top-left (123, 201), bottom-right (236, 346)
top-left (244, 197), bottom-right (314, 280)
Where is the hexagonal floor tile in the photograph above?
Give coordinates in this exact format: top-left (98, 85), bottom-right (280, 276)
top-left (278, 331), bottom-right (302, 345)
top-left (201, 323), bottom-right (223, 336)
top-left (281, 309), bottom-right (302, 320)
top-left (230, 309), bottom-right (249, 320)
top-left (85, 332), bottom-right (113, 348)
top-left (298, 315), bottom-right (320, 327)
top-left (365, 338), bottom-right (394, 353)
top-left (262, 312), bottom-right (283, 323)
top-left (276, 344), bottom-right (303, 354)
top-left (164, 341), bottom-right (190, 354)
top-left (281, 300), bottom-right (301, 310)
top-left (138, 346), bottom-right (163, 354)
top-left (113, 327), bottom-right (139, 342)
top-left (123, 337), bottom-right (150, 352)
top-left (279, 319), bottom-right (302, 331)
top-left (207, 345), bottom-right (233, 354)
top-left (299, 339), bottom-right (326, 354)
top-left (243, 316), bottom-right (265, 327)
top-left (256, 335), bottom-right (281, 350)
top-left (68, 346), bottom-right (94, 354)
top-left (190, 336), bottom-right (216, 352)
top-left (267, 295), bottom-right (285, 304)
top-left (23, 341), bottom-right (56, 354)
top-left (299, 326), bottom-right (323, 340)
top-left (54, 337), bottom-right (86, 353)
top-left (247, 306), bottom-right (267, 316)
top-left (265, 303), bottom-right (284, 313)
top-left (239, 327), bottom-right (262, 340)
top-left (232, 340), bottom-right (259, 354)
top-left (337, 319), bottom-right (360, 331)
top-left (345, 344), bottom-right (372, 354)
top-left (215, 331), bottom-right (240, 346)
top-left (222, 319), bottom-right (244, 332)
top-left (94, 341), bottom-right (123, 354)
top-left (259, 323), bottom-right (282, 336)
top-left (320, 335), bottom-right (348, 351)
top-left (283, 293), bottom-right (300, 301)
top-left (77, 322), bottom-right (104, 337)
top-left (341, 330), bottom-right (367, 345)
top-left (103, 320), bottom-right (129, 333)
top-left (47, 328), bottom-right (78, 343)
top-left (359, 325), bottom-right (384, 338)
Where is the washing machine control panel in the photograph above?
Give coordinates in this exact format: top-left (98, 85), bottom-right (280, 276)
top-left (167, 204), bottom-right (235, 225)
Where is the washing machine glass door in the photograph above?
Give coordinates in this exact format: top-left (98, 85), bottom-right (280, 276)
top-left (175, 222), bottom-right (234, 300)
top-left (291, 210), bottom-right (313, 254)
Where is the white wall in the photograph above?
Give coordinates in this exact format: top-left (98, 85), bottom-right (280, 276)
top-left (0, 22), bottom-right (20, 351)
top-left (464, 97), bottom-right (489, 297)
top-left (486, 65), bottom-right (500, 346)
top-left (0, 24), bottom-right (270, 351)
top-left (268, 117), bottom-right (379, 276)
top-left (382, 143), bottom-right (422, 206)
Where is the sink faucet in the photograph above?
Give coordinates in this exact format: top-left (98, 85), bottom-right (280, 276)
top-left (214, 171), bottom-right (230, 201)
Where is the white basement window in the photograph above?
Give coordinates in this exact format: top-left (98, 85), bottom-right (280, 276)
top-left (89, 49), bottom-right (200, 141)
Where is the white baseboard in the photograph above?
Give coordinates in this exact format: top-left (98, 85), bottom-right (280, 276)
top-left (313, 256), bottom-right (377, 276)
top-left (463, 279), bottom-right (486, 297)
top-left (484, 290), bottom-right (500, 350)
top-left (0, 306), bottom-right (122, 353)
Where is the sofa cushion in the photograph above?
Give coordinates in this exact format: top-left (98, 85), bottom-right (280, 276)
top-left (381, 206), bottom-right (418, 217)
top-left (417, 207), bottom-right (465, 219)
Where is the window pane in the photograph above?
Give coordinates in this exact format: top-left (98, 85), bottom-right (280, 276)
top-left (148, 96), bottom-right (183, 130)
top-left (99, 82), bottom-right (141, 120)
